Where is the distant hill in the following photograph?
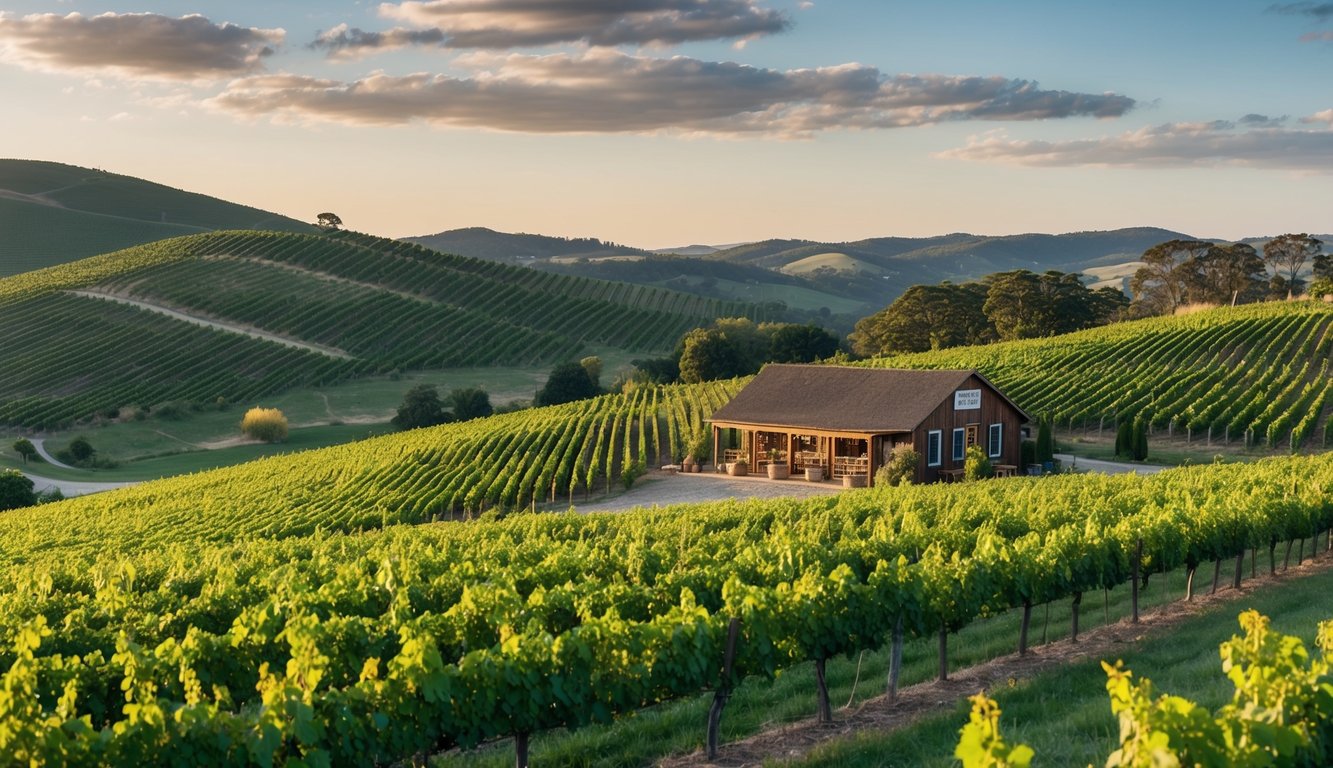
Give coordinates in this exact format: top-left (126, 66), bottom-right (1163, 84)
top-left (0, 230), bottom-right (763, 428)
top-left (405, 225), bottom-right (1229, 323)
top-left (406, 227), bottom-right (651, 265)
top-left (0, 159), bottom-right (314, 276)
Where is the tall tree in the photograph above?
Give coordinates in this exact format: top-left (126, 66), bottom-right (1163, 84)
top-left (1189, 243), bottom-right (1266, 305)
top-left (983, 270), bottom-right (1048, 341)
top-left (850, 282), bottom-right (992, 356)
top-left (392, 384), bottom-right (450, 430)
top-left (678, 328), bottom-right (745, 383)
top-left (448, 387), bottom-right (493, 421)
top-left (535, 362), bottom-right (599, 406)
top-left (1130, 239), bottom-right (1212, 316)
top-left (1263, 233), bottom-right (1323, 299)
top-left (768, 324), bottom-right (839, 363)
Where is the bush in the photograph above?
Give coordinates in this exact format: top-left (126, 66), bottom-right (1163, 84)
top-left (875, 444), bottom-right (919, 487)
top-left (241, 407), bottom-right (289, 443)
top-left (35, 487), bottom-right (64, 504)
top-left (448, 387), bottom-right (493, 422)
top-left (67, 436), bottom-right (95, 463)
top-left (964, 445), bottom-right (993, 481)
top-left (620, 459), bottom-right (646, 490)
top-left (0, 470), bottom-right (36, 511)
top-left (535, 363), bottom-right (598, 407)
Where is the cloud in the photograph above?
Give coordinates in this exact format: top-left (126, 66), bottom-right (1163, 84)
top-left (310, 23), bottom-right (446, 58)
top-left (938, 117), bottom-right (1333, 171)
top-left (1299, 29), bottom-right (1333, 40)
top-left (376, 0), bottom-right (789, 48)
top-left (1302, 108), bottom-right (1333, 125)
top-left (1268, 2), bottom-right (1333, 19)
top-left (208, 50), bottom-right (1134, 136)
top-left (0, 12), bottom-right (283, 80)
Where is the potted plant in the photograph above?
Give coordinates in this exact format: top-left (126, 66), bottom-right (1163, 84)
top-left (765, 448), bottom-right (789, 479)
top-left (687, 429), bottom-right (710, 473)
top-left (727, 454), bottom-right (748, 476)
top-left (842, 473), bottom-right (866, 488)
top-left (804, 465), bottom-right (824, 482)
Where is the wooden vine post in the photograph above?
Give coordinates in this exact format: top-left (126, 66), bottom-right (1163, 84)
top-left (1210, 559), bottom-right (1221, 595)
top-left (814, 658), bottom-right (833, 724)
top-left (1070, 591), bottom-right (1082, 643)
top-left (887, 616), bottom-right (904, 701)
top-left (1131, 539), bottom-right (1141, 623)
top-left (938, 627), bottom-right (948, 682)
top-left (1018, 601), bottom-right (1032, 655)
top-left (706, 618), bottom-right (742, 761)
top-left (514, 733), bottom-right (529, 768)
top-left (1232, 551), bottom-right (1244, 590)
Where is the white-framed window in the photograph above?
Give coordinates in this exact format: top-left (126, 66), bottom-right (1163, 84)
top-left (927, 430), bottom-right (942, 467)
top-left (952, 428), bottom-right (966, 462)
top-left (988, 423), bottom-right (1003, 458)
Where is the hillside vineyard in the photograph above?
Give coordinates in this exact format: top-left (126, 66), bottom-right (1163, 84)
top-left (0, 231), bottom-right (760, 428)
top-left (1, 454), bottom-right (1330, 764)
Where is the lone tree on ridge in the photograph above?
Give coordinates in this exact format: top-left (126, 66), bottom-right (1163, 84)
top-left (316, 212), bottom-right (343, 230)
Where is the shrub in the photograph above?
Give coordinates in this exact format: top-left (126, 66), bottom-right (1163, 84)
top-left (875, 444), bottom-right (919, 487)
top-left (448, 387), bottom-right (493, 422)
top-left (0, 470), bottom-right (36, 511)
top-left (964, 445), bottom-right (993, 481)
top-left (241, 407), bottom-right (289, 443)
top-left (620, 459), bottom-right (646, 490)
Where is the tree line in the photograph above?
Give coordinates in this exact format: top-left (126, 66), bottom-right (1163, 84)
top-left (1131, 233), bottom-right (1328, 315)
top-left (849, 269), bottom-right (1129, 356)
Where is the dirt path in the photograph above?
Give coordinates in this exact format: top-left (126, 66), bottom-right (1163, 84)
top-left (660, 556), bottom-right (1333, 767)
top-left (1056, 453), bottom-right (1167, 475)
top-left (66, 289), bottom-right (354, 359)
top-left (19, 470), bottom-right (136, 498)
top-left (28, 438), bottom-right (75, 469)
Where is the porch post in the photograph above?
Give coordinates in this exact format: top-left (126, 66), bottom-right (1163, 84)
top-left (786, 432), bottom-right (794, 471)
top-left (867, 436), bottom-right (878, 487)
top-left (712, 425), bottom-right (719, 471)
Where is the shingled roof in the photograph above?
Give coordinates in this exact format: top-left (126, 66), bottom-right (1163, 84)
top-left (710, 365), bottom-right (1021, 433)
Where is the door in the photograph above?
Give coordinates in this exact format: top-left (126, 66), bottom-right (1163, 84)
top-left (965, 424), bottom-right (979, 449)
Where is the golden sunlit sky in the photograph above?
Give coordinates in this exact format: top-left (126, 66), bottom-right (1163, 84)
top-left (2, 1), bottom-right (1331, 246)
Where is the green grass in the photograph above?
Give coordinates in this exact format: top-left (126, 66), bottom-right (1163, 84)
top-left (434, 545), bottom-right (1321, 767)
top-left (3, 346), bottom-right (649, 481)
top-left (3, 422), bottom-right (393, 482)
top-left (652, 275), bottom-right (868, 314)
top-left (790, 556), bottom-right (1333, 768)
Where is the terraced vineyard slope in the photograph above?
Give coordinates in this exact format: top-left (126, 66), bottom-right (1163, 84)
top-left (0, 159), bottom-right (314, 275)
top-left (867, 300), bottom-right (1333, 451)
top-left (0, 230), bottom-right (760, 428)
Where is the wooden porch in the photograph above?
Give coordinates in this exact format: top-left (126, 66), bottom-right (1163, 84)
top-left (710, 422), bottom-right (907, 486)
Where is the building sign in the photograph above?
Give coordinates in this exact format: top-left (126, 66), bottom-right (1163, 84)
top-left (954, 389), bottom-right (981, 410)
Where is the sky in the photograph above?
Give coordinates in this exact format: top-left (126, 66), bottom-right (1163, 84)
top-left (1, 1), bottom-right (1330, 247)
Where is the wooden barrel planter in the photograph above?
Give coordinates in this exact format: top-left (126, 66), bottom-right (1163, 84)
top-left (766, 463), bottom-right (789, 480)
top-left (842, 474), bottom-right (867, 488)
top-left (804, 467), bottom-right (824, 482)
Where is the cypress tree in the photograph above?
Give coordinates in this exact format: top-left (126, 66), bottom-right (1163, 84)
top-left (1115, 418), bottom-right (1133, 458)
top-left (1036, 417), bottom-right (1054, 464)
top-left (1131, 418), bottom-right (1149, 461)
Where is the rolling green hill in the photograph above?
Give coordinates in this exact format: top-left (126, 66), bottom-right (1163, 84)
top-left (406, 226), bottom-right (650, 265)
top-left (0, 230), bottom-right (762, 428)
top-left (0, 159), bottom-right (314, 276)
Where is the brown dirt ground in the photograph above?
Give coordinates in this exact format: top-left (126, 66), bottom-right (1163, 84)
top-left (659, 553), bottom-right (1333, 767)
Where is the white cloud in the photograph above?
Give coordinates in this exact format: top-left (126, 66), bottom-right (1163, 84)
top-left (938, 117), bottom-right (1333, 171)
top-left (208, 50), bottom-right (1134, 137)
top-left (376, 0), bottom-right (789, 48)
top-left (0, 12), bottom-right (284, 81)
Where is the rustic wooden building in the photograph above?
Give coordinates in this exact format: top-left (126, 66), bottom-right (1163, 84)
top-left (709, 365), bottom-right (1030, 485)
